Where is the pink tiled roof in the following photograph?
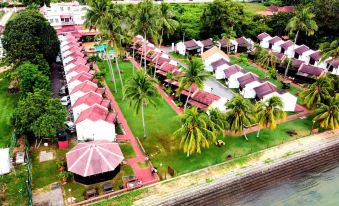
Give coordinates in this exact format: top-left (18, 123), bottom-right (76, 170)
top-left (236, 36), bottom-right (249, 46)
top-left (71, 91), bottom-right (110, 109)
top-left (211, 58), bottom-right (231, 71)
top-left (159, 62), bottom-right (178, 72)
top-left (74, 105), bottom-right (116, 125)
top-left (309, 51), bottom-right (321, 61)
top-left (191, 90), bottom-right (220, 106)
top-left (66, 57), bottom-right (88, 67)
top-left (254, 82), bottom-right (284, 99)
top-left (200, 38), bottom-right (213, 47)
top-left (68, 72), bottom-right (93, 84)
top-left (66, 64), bottom-right (90, 75)
top-left (184, 40), bottom-right (199, 49)
top-left (298, 64), bottom-right (324, 77)
top-left (280, 40), bottom-right (294, 49)
top-left (268, 36), bottom-right (282, 44)
top-left (257, 32), bottom-right (271, 41)
top-left (152, 56), bottom-right (170, 66)
top-left (224, 65), bottom-right (246, 78)
top-left (70, 81), bottom-right (102, 95)
top-left (294, 45), bottom-right (310, 55)
top-left (328, 59), bottom-right (339, 68)
top-left (237, 73), bottom-right (262, 88)
top-left (66, 141), bottom-right (124, 177)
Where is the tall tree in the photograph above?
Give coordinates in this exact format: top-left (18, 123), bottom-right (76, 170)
top-left (154, 2), bottom-right (178, 77)
top-left (256, 96), bottom-right (286, 137)
top-left (174, 107), bottom-right (217, 157)
top-left (319, 40), bottom-right (339, 63)
top-left (257, 49), bottom-right (279, 78)
top-left (177, 59), bottom-right (211, 110)
top-left (284, 6), bottom-right (318, 76)
top-left (300, 76), bottom-right (334, 109)
top-left (124, 71), bottom-right (159, 138)
top-left (313, 94), bottom-right (339, 130)
top-left (224, 95), bottom-right (255, 140)
top-left (134, 0), bottom-right (160, 70)
top-left (3, 9), bottom-right (59, 65)
top-left (85, 0), bottom-right (117, 92)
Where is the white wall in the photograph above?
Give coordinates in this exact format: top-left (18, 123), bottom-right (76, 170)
top-left (299, 50), bottom-right (314, 64)
top-left (64, 63), bottom-right (77, 73)
top-left (76, 119), bottom-right (116, 142)
top-left (70, 91), bottom-right (85, 106)
top-left (262, 92), bottom-right (297, 112)
top-left (272, 40), bottom-right (284, 53)
top-left (66, 71), bottom-right (80, 83)
top-left (175, 42), bottom-right (186, 55)
top-left (260, 36), bottom-right (272, 49)
top-left (68, 80), bottom-right (82, 93)
top-left (210, 97), bottom-right (228, 112)
top-left (215, 64), bottom-right (231, 80)
top-left (226, 72), bottom-right (246, 88)
top-left (204, 53), bottom-right (230, 72)
top-left (240, 81), bottom-right (263, 99)
top-left (284, 45), bottom-right (296, 58)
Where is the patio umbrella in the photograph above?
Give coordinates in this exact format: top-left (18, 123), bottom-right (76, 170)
top-left (66, 141), bottom-right (124, 177)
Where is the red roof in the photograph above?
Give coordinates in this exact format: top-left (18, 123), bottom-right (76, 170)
top-left (224, 65), bottom-right (246, 78)
top-left (280, 40), bottom-right (294, 49)
top-left (66, 64), bottom-right (90, 75)
top-left (66, 141), bottom-right (124, 177)
top-left (71, 91), bottom-right (110, 109)
top-left (64, 46), bottom-right (83, 53)
top-left (236, 36), bottom-right (249, 46)
top-left (66, 57), bottom-right (88, 67)
top-left (237, 73), bottom-right (261, 88)
top-left (74, 105), bottom-right (116, 125)
top-left (268, 36), bottom-right (282, 44)
top-left (309, 51), bottom-right (321, 61)
top-left (298, 64), bottom-right (324, 77)
top-left (68, 72), bottom-right (93, 84)
top-left (254, 82), bottom-right (284, 99)
top-left (70, 81), bottom-right (103, 95)
top-left (152, 56), bottom-right (170, 66)
top-left (191, 90), bottom-right (220, 106)
top-left (188, 99), bottom-right (208, 109)
top-left (184, 40), bottom-right (200, 49)
top-left (200, 38), bottom-right (213, 48)
top-left (328, 59), bottom-right (339, 68)
top-left (159, 62), bottom-right (178, 72)
top-left (294, 45), bottom-right (310, 55)
top-left (257, 32), bottom-right (271, 41)
top-left (62, 41), bottom-right (80, 48)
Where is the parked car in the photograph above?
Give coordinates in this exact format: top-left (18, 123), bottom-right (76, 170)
top-left (59, 85), bottom-right (68, 96)
top-left (60, 96), bottom-right (70, 106)
top-left (64, 121), bottom-right (76, 133)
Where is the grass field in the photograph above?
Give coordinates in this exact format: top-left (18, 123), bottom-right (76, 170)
top-left (241, 2), bottom-right (268, 15)
top-left (0, 78), bottom-right (18, 148)
top-left (98, 59), bottom-right (313, 175)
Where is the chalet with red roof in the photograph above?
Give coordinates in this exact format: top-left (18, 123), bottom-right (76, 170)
top-left (224, 65), bottom-right (247, 88)
top-left (65, 64), bottom-right (92, 82)
top-left (70, 81), bottom-right (105, 105)
top-left (68, 72), bottom-right (93, 93)
top-left (238, 73), bottom-right (264, 99)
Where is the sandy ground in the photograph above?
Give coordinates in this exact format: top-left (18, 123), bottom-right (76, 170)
top-left (132, 130), bottom-right (339, 205)
top-left (0, 66), bottom-right (10, 74)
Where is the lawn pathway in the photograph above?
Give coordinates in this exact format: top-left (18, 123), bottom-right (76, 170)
top-left (93, 64), bottom-right (158, 186)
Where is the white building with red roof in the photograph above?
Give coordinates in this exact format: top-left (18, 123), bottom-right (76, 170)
top-left (65, 64), bottom-right (91, 82)
top-left (69, 81), bottom-right (105, 105)
top-left (71, 91), bottom-right (111, 121)
top-left (74, 105), bottom-right (117, 141)
top-left (68, 72), bottom-right (93, 93)
top-left (257, 32), bottom-right (272, 49)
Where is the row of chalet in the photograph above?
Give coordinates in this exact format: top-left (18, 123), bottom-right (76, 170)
top-left (59, 33), bottom-right (117, 142)
top-left (257, 32), bottom-right (339, 78)
top-left (201, 46), bottom-right (297, 112)
top-left (132, 35), bottom-right (228, 111)
top-left (175, 37), bottom-right (254, 56)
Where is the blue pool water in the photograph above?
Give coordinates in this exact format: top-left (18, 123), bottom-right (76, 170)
top-left (94, 44), bottom-right (114, 55)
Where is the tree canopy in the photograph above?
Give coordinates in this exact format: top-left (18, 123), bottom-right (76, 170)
top-left (3, 9), bottom-right (59, 65)
top-left (20, 0), bottom-right (50, 6)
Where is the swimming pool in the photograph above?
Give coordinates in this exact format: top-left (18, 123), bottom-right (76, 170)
top-left (94, 44), bottom-right (114, 55)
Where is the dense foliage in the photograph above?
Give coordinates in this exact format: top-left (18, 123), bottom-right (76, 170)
top-left (20, 0), bottom-right (50, 6)
top-left (3, 9), bottom-right (59, 65)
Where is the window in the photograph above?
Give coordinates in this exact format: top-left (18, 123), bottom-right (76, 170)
top-left (50, 19), bottom-right (54, 23)
top-left (60, 7), bottom-right (64, 11)
top-left (55, 18), bottom-right (59, 23)
top-left (68, 7), bottom-right (71, 11)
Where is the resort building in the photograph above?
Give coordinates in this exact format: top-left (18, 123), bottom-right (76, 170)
top-left (68, 72), bottom-right (93, 93)
top-left (196, 38), bottom-right (214, 53)
top-left (175, 39), bottom-right (201, 56)
top-left (69, 80), bottom-right (105, 105)
top-left (201, 46), bottom-right (230, 73)
top-left (65, 64), bottom-right (92, 83)
top-left (218, 38), bottom-right (238, 54)
top-left (224, 65), bottom-right (247, 88)
top-left (257, 32), bottom-right (272, 49)
top-left (238, 73), bottom-right (263, 99)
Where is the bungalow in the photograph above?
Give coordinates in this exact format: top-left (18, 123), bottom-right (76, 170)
top-left (254, 82), bottom-right (297, 112)
top-left (63, 55), bottom-right (87, 66)
top-left (74, 105), bottom-right (117, 142)
top-left (295, 64), bottom-right (326, 83)
top-left (69, 80), bottom-right (105, 105)
top-left (268, 36), bottom-right (284, 52)
top-left (71, 91), bottom-right (111, 121)
top-left (236, 36), bottom-right (253, 53)
top-left (68, 72), bottom-right (93, 93)
top-left (201, 46), bottom-right (230, 72)
top-left (273, 52), bottom-right (287, 64)
top-left (224, 65), bottom-right (247, 88)
top-left (187, 90), bottom-right (227, 111)
top-left (62, 50), bottom-right (84, 60)
top-left (65, 64), bottom-right (91, 83)
top-left (309, 51), bottom-right (328, 69)
top-left (293, 45), bottom-right (309, 59)
top-left (238, 73), bottom-right (263, 99)
top-left (280, 40), bottom-right (295, 57)
top-left (64, 57), bottom-right (88, 70)
top-left (61, 43), bottom-right (82, 53)
top-left (218, 38), bottom-right (237, 54)
top-left (327, 59), bottom-right (339, 75)
top-left (196, 38), bottom-right (214, 53)
top-left (211, 58), bottom-right (232, 80)
top-left (257, 32), bottom-right (272, 49)
top-left (176, 39), bottom-right (201, 56)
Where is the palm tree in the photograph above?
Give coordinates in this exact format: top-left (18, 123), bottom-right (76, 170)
top-left (208, 108), bottom-right (227, 135)
top-left (177, 59), bottom-right (211, 110)
top-left (256, 96), bottom-right (286, 137)
top-left (124, 71), bottom-right (159, 138)
top-left (154, 2), bottom-right (178, 77)
top-left (320, 40), bottom-right (339, 63)
top-left (257, 49), bottom-right (279, 78)
top-left (300, 76), bottom-right (333, 109)
top-left (174, 107), bottom-right (217, 157)
top-left (133, 0), bottom-right (160, 70)
top-left (313, 94), bottom-right (339, 130)
top-left (224, 95), bottom-right (256, 140)
top-left (84, 0), bottom-right (117, 92)
top-left (284, 6), bottom-right (318, 76)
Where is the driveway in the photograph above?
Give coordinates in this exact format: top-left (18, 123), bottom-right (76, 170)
top-left (204, 79), bottom-right (234, 100)
top-left (51, 63), bottom-right (65, 98)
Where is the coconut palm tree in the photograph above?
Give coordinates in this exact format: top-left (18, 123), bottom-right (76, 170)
top-left (320, 40), bottom-right (339, 63)
top-left (284, 6), bottom-right (318, 76)
top-left (133, 0), bottom-right (160, 70)
top-left (84, 0), bottom-right (117, 92)
top-left (177, 59), bottom-right (211, 110)
top-left (313, 94), bottom-right (339, 130)
top-left (124, 71), bottom-right (159, 138)
top-left (174, 107), bottom-right (217, 157)
top-left (154, 2), bottom-right (178, 77)
top-left (256, 96), bottom-right (286, 138)
top-left (300, 76), bottom-right (334, 109)
top-left (208, 108), bottom-right (227, 135)
top-left (224, 95), bottom-right (256, 140)
top-left (257, 49), bottom-right (279, 78)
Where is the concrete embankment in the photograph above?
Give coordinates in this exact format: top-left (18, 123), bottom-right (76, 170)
top-left (135, 131), bottom-right (339, 206)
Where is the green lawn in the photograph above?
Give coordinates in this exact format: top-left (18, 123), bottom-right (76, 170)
top-left (241, 2), bottom-right (268, 15)
top-left (169, 52), bottom-right (202, 66)
top-left (0, 78), bottom-right (19, 148)
top-left (230, 57), bottom-right (302, 97)
top-left (98, 59), bottom-right (313, 176)
top-left (120, 143), bottom-right (136, 159)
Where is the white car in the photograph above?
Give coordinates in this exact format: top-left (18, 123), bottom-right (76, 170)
top-left (60, 96), bottom-right (70, 106)
top-left (64, 121), bottom-right (76, 133)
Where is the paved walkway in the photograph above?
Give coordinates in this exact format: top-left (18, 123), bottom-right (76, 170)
top-left (0, 11), bottom-right (13, 27)
top-left (93, 64), bottom-right (158, 185)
